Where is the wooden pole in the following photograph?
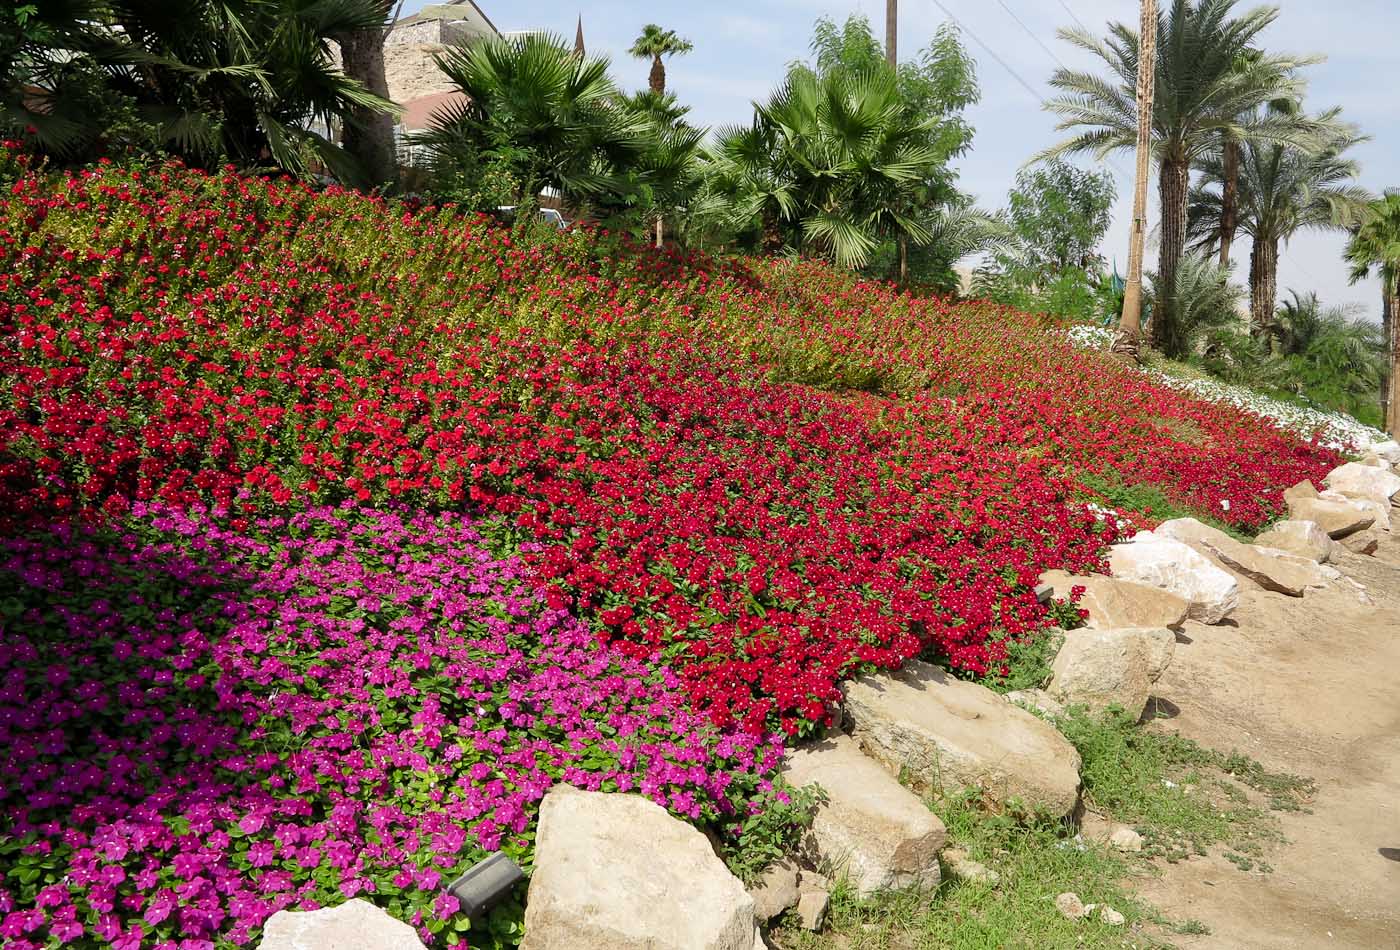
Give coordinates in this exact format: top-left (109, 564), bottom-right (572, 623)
top-left (1114, 0), bottom-right (1157, 359)
top-left (886, 0), bottom-right (897, 67)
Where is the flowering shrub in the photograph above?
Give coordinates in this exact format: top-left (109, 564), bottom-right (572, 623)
top-left (0, 503), bottom-right (781, 947)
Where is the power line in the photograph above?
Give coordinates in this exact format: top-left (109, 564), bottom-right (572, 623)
top-left (1054, 0), bottom-right (1089, 33)
top-left (930, 0), bottom-right (1132, 185)
top-left (993, 0), bottom-right (1067, 70)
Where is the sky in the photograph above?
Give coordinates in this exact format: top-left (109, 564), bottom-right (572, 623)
top-left (413, 0), bottom-right (1398, 320)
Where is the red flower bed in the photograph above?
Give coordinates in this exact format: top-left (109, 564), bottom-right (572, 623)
top-left (0, 154), bottom-right (1341, 733)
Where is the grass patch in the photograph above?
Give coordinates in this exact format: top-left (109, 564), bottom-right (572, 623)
top-left (1076, 470), bottom-right (1259, 542)
top-left (775, 710), bottom-right (1311, 949)
top-left (1058, 708), bottom-right (1314, 865)
top-left (776, 790), bottom-right (1154, 950)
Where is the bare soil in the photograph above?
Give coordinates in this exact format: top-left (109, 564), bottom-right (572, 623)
top-left (1134, 531), bottom-right (1400, 949)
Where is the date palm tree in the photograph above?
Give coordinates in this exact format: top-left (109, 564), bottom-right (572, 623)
top-left (628, 24), bottom-right (693, 95)
top-left (1345, 191), bottom-right (1400, 435)
top-left (1042, 0), bottom-right (1314, 356)
top-left (1188, 109), bottom-right (1370, 331)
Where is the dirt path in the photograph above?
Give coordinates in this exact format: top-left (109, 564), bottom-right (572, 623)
top-left (1133, 533), bottom-right (1400, 949)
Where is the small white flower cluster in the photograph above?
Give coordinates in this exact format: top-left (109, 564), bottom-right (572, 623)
top-left (1065, 325), bottom-right (1114, 350)
top-left (1148, 370), bottom-right (1386, 452)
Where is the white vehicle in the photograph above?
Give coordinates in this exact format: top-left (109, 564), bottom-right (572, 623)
top-left (495, 206), bottom-right (569, 230)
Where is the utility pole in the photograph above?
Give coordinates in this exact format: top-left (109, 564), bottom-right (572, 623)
top-left (1114, 0), bottom-right (1157, 360)
top-left (886, 0), bottom-right (897, 67)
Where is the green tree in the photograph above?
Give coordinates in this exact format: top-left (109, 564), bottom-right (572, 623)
top-left (1043, 0), bottom-right (1314, 356)
top-left (1263, 291), bottom-right (1387, 425)
top-left (421, 33), bottom-right (649, 210)
top-left (708, 65), bottom-right (942, 269)
top-left (1188, 109), bottom-right (1370, 331)
top-left (2, 0), bottom-right (397, 181)
top-left (1006, 159), bottom-right (1116, 277)
top-left (627, 24), bottom-right (693, 95)
top-left (1345, 190), bottom-right (1400, 435)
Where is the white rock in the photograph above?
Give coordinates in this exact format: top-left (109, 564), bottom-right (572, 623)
top-left (1107, 532), bottom-right (1239, 624)
top-left (1038, 570), bottom-right (1189, 629)
top-left (1370, 440), bottom-right (1400, 464)
top-left (842, 660), bottom-right (1082, 818)
top-left (1322, 490), bottom-right (1391, 532)
top-left (1155, 518), bottom-right (1327, 597)
top-left (1100, 906), bottom-right (1126, 926)
top-left (258, 900), bottom-right (426, 950)
top-left (746, 859), bottom-right (800, 922)
top-left (1048, 627), bottom-right (1175, 718)
top-left (940, 848), bottom-right (1000, 885)
top-left (781, 735), bottom-right (946, 896)
top-left (1055, 892), bottom-right (1089, 920)
top-left (1254, 520), bottom-right (1338, 563)
top-left (1288, 496), bottom-right (1376, 539)
top-left (1108, 826), bottom-right (1144, 853)
top-left (795, 889), bottom-right (829, 931)
top-left (1004, 688), bottom-right (1066, 719)
top-left (521, 786), bottom-right (757, 950)
top-left (1324, 462), bottom-right (1400, 505)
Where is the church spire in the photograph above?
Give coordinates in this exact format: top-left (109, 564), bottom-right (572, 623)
top-left (574, 15), bottom-right (585, 56)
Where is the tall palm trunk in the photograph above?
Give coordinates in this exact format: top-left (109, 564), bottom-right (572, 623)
top-left (1154, 156), bottom-right (1190, 356)
top-left (1248, 236), bottom-right (1278, 332)
top-left (1385, 281), bottom-right (1398, 436)
top-left (649, 56), bottom-right (666, 94)
top-left (1114, 0), bottom-right (1156, 357)
top-left (337, 26), bottom-right (397, 187)
top-left (1218, 138), bottom-right (1240, 267)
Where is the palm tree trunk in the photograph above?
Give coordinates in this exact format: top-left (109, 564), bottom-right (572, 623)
top-left (1386, 285), bottom-right (1398, 437)
top-left (1218, 138), bottom-right (1240, 267)
top-left (336, 26), bottom-right (398, 187)
top-left (898, 234), bottom-right (908, 283)
top-left (1114, 0), bottom-right (1156, 359)
top-left (1248, 237), bottom-right (1278, 333)
top-left (650, 56), bottom-right (666, 94)
top-left (1154, 156), bottom-right (1190, 356)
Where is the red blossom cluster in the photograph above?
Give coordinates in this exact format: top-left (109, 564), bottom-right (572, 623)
top-left (0, 154), bottom-right (1341, 732)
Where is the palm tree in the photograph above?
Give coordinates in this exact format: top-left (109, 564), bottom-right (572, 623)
top-left (709, 67), bottom-right (941, 269)
top-left (3, 0), bottom-right (398, 181)
top-left (1345, 191), bottom-right (1400, 435)
top-left (1042, 0), bottom-right (1314, 356)
top-left (628, 24), bottom-right (693, 95)
top-left (1262, 290), bottom-right (1387, 421)
top-left (1188, 109), bottom-right (1370, 330)
top-left (421, 33), bottom-right (650, 208)
top-left (335, 0), bottom-right (401, 187)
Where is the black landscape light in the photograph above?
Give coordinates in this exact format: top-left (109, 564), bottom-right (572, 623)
top-left (445, 852), bottom-right (526, 920)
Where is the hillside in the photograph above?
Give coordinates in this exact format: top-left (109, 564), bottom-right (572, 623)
top-left (0, 152), bottom-right (1368, 948)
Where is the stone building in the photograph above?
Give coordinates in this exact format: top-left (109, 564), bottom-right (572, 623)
top-left (385, 1), bottom-right (499, 133)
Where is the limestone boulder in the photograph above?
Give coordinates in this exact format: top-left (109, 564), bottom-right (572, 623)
top-left (1047, 627), bottom-right (1175, 717)
top-left (1324, 462), bottom-right (1400, 506)
top-left (780, 735), bottom-right (946, 896)
top-left (1338, 529), bottom-right (1381, 556)
top-left (746, 859), bottom-right (800, 923)
top-left (842, 661), bottom-right (1081, 818)
top-left (1369, 439), bottom-right (1400, 464)
top-left (1106, 532), bottom-right (1239, 623)
top-left (1155, 518), bottom-right (1326, 597)
top-left (1321, 489), bottom-right (1391, 532)
top-left (1037, 570), bottom-right (1189, 630)
top-left (1254, 520), bottom-right (1338, 563)
top-left (1283, 480), bottom-right (1319, 505)
top-left (259, 900), bottom-right (426, 950)
top-left (1284, 495), bottom-right (1374, 539)
top-left (521, 786), bottom-right (758, 950)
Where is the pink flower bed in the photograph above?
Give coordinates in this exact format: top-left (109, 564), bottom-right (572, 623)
top-left (0, 502), bottom-right (780, 947)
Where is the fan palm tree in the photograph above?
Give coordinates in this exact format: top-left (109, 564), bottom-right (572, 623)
top-left (1042, 0), bottom-right (1315, 357)
top-left (3, 0), bottom-right (398, 181)
top-left (421, 33), bottom-right (650, 208)
top-left (1345, 190), bottom-right (1400, 435)
top-left (1188, 109), bottom-right (1371, 331)
top-left (628, 24), bottom-right (693, 95)
top-left (709, 67), bottom-right (941, 269)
